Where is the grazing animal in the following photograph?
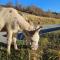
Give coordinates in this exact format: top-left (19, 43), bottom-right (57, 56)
top-left (0, 7), bottom-right (35, 54)
top-left (0, 6), bottom-right (42, 54)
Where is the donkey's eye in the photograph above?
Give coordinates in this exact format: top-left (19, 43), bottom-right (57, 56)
top-left (40, 26), bottom-right (43, 28)
top-left (9, 10), bottom-right (12, 13)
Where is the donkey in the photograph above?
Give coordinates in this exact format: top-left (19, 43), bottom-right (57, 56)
top-left (0, 7), bottom-right (36, 54)
top-left (0, 7), bottom-right (42, 54)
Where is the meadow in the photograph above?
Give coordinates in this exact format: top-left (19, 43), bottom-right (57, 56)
top-left (0, 31), bottom-right (60, 60)
top-left (0, 11), bottom-right (60, 60)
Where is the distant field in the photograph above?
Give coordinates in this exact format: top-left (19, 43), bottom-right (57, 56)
top-left (19, 11), bottom-right (60, 25)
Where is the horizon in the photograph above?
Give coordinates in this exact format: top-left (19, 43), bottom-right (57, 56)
top-left (0, 0), bottom-right (60, 13)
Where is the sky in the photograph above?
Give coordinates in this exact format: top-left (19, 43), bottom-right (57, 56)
top-left (0, 0), bottom-right (60, 13)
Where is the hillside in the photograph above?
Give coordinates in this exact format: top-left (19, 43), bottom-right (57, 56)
top-left (19, 11), bottom-right (60, 26)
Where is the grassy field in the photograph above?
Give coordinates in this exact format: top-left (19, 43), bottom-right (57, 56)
top-left (0, 31), bottom-right (60, 60)
top-left (0, 11), bottom-right (60, 60)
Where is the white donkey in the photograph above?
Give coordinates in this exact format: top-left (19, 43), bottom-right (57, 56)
top-left (0, 7), bottom-right (42, 54)
top-left (0, 7), bottom-right (35, 54)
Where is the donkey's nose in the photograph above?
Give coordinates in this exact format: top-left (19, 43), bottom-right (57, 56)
top-left (31, 44), bottom-right (38, 50)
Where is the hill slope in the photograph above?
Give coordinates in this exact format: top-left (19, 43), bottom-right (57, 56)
top-left (19, 11), bottom-right (60, 26)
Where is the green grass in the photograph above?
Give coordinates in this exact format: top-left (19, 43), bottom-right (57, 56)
top-left (17, 40), bottom-right (25, 45)
top-left (0, 31), bottom-right (60, 60)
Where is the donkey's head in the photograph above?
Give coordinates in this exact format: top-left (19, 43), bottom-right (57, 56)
top-left (30, 25), bottom-right (42, 50)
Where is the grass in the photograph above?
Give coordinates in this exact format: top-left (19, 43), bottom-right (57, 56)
top-left (0, 31), bottom-right (60, 60)
top-left (0, 10), bottom-right (60, 60)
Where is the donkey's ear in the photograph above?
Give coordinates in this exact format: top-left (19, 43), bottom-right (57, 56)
top-left (40, 26), bottom-right (43, 28)
top-left (36, 25), bottom-right (43, 29)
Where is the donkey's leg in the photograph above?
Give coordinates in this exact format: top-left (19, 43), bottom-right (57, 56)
top-left (7, 31), bottom-right (12, 54)
top-left (13, 36), bottom-right (18, 50)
